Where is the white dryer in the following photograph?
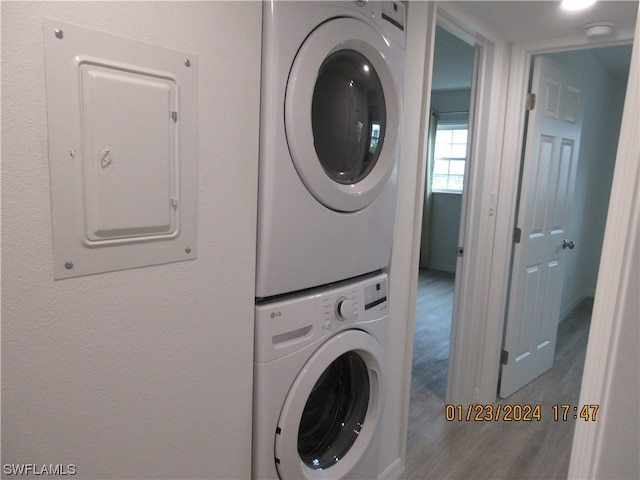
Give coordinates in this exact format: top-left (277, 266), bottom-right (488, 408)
top-left (256, 1), bottom-right (406, 298)
top-left (252, 272), bottom-right (389, 480)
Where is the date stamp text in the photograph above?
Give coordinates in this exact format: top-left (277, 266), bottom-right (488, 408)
top-left (445, 404), bottom-right (599, 422)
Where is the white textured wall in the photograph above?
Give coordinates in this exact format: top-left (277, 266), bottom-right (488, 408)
top-left (544, 48), bottom-right (629, 318)
top-left (569, 9), bottom-right (639, 476)
top-left (592, 232), bottom-right (640, 478)
top-left (430, 87), bottom-right (472, 113)
top-left (1, 2), bottom-right (261, 478)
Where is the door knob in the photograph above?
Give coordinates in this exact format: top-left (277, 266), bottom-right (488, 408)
top-left (562, 239), bottom-right (575, 250)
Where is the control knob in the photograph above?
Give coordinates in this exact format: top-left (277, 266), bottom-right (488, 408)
top-left (336, 297), bottom-right (354, 321)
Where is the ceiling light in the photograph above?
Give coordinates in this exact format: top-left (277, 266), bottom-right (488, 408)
top-left (562, 0), bottom-right (597, 11)
top-left (583, 21), bottom-right (615, 37)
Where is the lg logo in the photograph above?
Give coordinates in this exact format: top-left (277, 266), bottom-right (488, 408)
top-left (270, 311), bottom-right (282, 319)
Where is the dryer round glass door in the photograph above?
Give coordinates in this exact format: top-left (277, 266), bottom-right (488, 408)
top-left (312, 49), bottom-right (386, 186)
top-left (286, 18), bottom-right (401, 212)
top-left (274, 330), bottom-right (385, 479)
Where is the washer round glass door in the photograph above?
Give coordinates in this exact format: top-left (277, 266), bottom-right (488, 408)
top-left (274, 330), bottom-right (385, 479)
top-left (286, 18), bottom-right (400, 212)
top-left (297, 350), bottom-right (369, 470)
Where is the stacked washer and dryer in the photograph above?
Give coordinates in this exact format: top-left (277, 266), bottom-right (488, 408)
top-left (253, 2), bottom-right (405, 479)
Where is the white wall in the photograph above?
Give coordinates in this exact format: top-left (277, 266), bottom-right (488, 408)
top-left (569, 9), bottom-right (639, 477)
top-left (431, 26), bottom-right (475, 91)
top-left (1, 2), bottom-right (261, 478)
top-left (430, 88), bottom-right (472, 113)
top-left (543, 48), bottom-right (630, 318)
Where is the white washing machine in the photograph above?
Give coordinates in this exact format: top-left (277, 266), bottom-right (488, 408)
top-left (256, 1), bottom-right (406, 298)
top-left (252, 272), bottom-right (389, 480)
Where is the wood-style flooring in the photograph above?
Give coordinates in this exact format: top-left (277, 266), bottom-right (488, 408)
top-left (403, 269), bottom-right (592, 479)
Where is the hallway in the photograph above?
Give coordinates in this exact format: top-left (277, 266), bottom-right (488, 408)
top-left (404, 269), bottom-right (592, 479)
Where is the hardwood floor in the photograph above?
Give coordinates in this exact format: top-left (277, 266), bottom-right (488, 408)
top-left (411, 269), bottom-right (456, 403)
top-left (403, 269), bottom-right (592, 479)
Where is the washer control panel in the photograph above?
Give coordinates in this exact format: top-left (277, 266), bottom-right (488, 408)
top-left (320, 274), bottom-right (388, 331)
top-left (255, 272), bottom-right (388, 363)
top-left (364, 279), bottom-right (388, 310)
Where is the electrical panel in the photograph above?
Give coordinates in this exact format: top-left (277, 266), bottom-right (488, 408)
top-left (43, 20), bottom-right (198, 279)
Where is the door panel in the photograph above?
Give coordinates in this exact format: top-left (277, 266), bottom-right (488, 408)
top-left (285, 18), bottom-right (400, 212)
top-left (500, 56), bottom-right (583, 398)
top-left (274, 329), bottom-right (384, 479)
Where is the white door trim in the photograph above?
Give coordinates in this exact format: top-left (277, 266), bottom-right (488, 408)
top-left (388, 3), bottom-right (436, 476)
top-left (435, 5), bottom-right (510, 405)
top-left (396, 0), bottom-right (509, 421)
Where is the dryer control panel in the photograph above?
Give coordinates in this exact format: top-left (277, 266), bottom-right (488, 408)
top-left (341, 1), bottom-right (406, 47)
top-left (254, 273), bottom-right (388, 363)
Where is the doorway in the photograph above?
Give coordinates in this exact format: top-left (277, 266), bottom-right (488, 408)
top-left (499, 44), bottom-right (632, 398)
top-left (411, 25), bottom-right (476, 403)
top-left (404, 39), bottom-right (632, 480)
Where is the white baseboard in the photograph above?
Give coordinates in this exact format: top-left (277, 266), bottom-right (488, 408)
top-left (427, 262), bottom-right (456, 273)
top-left (560, 291), bottom-right (595, 322)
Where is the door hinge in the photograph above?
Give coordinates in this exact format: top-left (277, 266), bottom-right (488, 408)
top-left (457, 246), bottom-right (464, 257)
top-left (513, 227), bottom-right (522, 244)
top-left (501, 350), bottom-right (509, 365)
top-left (526, 93), bottom-right (537, 111)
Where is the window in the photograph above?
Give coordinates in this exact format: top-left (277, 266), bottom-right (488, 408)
top-left (433, 125), bottom-right (468, 192)
top-left (369, 123), bottom-right (381, 154)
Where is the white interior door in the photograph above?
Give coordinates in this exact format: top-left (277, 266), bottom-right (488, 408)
top-left (500, 56), bottom-right (583, 398)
